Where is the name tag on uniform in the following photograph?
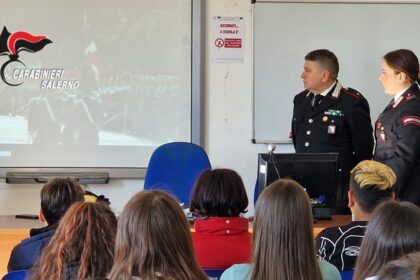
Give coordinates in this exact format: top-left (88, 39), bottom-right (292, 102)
top-left (328, 125), bottom-right (336, 134)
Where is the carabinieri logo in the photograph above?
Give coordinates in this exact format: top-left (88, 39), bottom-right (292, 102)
top-left (0, 26), bottom-right (52, 86)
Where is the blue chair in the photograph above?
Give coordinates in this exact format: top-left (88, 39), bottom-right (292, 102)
top-left (340, 269), bottom-right (354, 280)
top-left (205, 269), bottom-right (225, 279)
top-left (2, 270), bottom-right (29, 280)
top-left (144, 142), bottom-right (211, 205)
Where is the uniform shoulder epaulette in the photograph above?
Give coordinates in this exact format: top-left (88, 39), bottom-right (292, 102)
top-left (341, 87), bottom-right (362, 100)
top-left (297, 89), bottom-right (309, 96)
top-left (404, 92), bottom-right (417, 101)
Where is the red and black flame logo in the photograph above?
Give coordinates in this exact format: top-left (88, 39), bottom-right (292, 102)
top-left (0, 26), bottom-right (52, 86)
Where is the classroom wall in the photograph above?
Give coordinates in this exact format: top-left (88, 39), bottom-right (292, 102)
top-left (0, 0), bottom-right (294, 216)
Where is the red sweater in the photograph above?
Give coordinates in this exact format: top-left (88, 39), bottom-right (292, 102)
top-left (192, 217), bottom-right (252, 269)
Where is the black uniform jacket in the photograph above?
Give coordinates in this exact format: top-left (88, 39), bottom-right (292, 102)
top-left (373, 83), bottom-right (420, 206)
top-left (292, 81), bottom-right (374, 193)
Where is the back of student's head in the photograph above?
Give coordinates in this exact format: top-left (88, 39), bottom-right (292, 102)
top-left (350, 160), bottom-right (396, 213)
top-left (32, 201), bottom-right (117, 280)
top-left (40, 177), bottom-right (85, 225)
top-left (189, 168), bottom-right (248, 217)
top-left (251, 179), bottom-right (322, 280)
top-left (354, 201), bottom-right (420, 280)
top-left (377, 252), bottom-right (420, 280)
top-left (109, 190), bottom-right (207, 280)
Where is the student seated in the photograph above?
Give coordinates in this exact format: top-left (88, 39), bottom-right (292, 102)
top-left (189, 168), bottom-right (251, 269)
top-left (377, 252), bottom-right (420, 280)
top-left (8, 177), bottom-right (85, 272)
top-left (221, 179), bottom-right (341, 280)
top-left (354, 201), bottom-right (420, 280)
top-left (108, 190), bottom-right (208, 280)
top-left (29, 201), bottom-right (117, 280)
top-left (315, 160), bottom-right (396, 271)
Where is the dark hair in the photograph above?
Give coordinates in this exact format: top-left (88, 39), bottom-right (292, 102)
top-left (31, 201), bottom-right (117, 280)
top-left (305, 49), bottom-right (339, 80)
top-left (383, 49), bottom-right (419, 84)
top-left (40, 177), bottom-right (85, 225)
top-left (189, 168), bottom-right (248, 217)
top-left (354, 201), bottom-right (420, 280)
top-left (377, 252), bottom-right (420, 280)
top-left (349, 160), bottom-right (396, 213)
top-left (251, 179), bottom-right (322, 280)
top-left (108, 190), bottom-right (208, 280)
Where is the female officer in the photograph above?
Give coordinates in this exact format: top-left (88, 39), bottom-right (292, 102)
top-left (374, 49), bottom-right (420, 207)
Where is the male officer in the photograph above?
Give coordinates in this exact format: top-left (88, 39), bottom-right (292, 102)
top-left (292, 49), bottom-right (374, 207)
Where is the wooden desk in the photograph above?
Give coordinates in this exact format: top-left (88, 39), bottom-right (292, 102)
top-left (0, 216), bottom-right (44, 277)
top-left (245, 215), bottom-right (351, 236)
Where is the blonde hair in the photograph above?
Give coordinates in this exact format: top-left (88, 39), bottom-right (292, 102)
top-left (350, 160), bottom-right (396, 213)
top-left (352, 160), bottom-right (396, 191)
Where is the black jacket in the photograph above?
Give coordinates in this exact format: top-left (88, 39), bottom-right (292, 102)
top-left (373, 83), bottom-right (420, 206)
top-left (292, 81), bottom-right (374, 199)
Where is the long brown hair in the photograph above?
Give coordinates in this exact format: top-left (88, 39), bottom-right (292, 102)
top-left (251, 179), bottom-right (322, 280)
top-left (354, 201), bottom-right (420, 280)
top-left (108, 190), bottom-right (207, 280)
top-left (30, 201), bottom-right (117, 280)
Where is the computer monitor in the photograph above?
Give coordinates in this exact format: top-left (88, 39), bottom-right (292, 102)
top-left (257, 153), bottom-right (341, 208)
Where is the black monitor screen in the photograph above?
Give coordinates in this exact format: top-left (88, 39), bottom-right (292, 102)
top-left (257, 153), bottom-right (340, 207)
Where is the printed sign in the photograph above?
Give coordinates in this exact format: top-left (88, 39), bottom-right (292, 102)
top-left (211, 16), bottom-right (245, 63)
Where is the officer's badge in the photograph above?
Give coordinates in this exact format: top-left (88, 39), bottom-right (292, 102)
top-left (327, 125), bottom-right (336, 134)
top-left (324, 109), bottom-right (344, 117)
top-left (379, 132), bottom-right (386, 142)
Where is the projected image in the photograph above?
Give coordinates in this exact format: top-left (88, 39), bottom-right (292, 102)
top-left (0, 70), bottom-right (187, 147)
top-left (0, 0), bottom-right (192, 167)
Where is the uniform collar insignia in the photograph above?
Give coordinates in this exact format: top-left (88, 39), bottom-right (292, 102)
top-left (405, 93), bottom-right (417, 101)
top-left (331, 81), bottom-right (343, 98)
top-left (393, 95), bottom-right (404, 108)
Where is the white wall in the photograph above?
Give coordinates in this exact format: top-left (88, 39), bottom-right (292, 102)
top-left (203, 0), bottom-right (294, 214)
top-left (0, 0), bottom-right (294, 216)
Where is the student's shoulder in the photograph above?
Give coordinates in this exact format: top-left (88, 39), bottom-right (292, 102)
top-left (294, 89), bottom-right (310, 103)
top-left (20, 229), bottom-right (55, 246)
top-left (316, 225), bottom-right (343, 240)
top-left (318, 260), bottom-right (342, 280)
top-left (221, 263), bottom-right (252, 280)
top-left (317, 222), bottom-right (367, 240)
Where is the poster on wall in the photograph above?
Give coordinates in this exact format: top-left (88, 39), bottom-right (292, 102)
top-left (211, 16), bottom-right (244, 63)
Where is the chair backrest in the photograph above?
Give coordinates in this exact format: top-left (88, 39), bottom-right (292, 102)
top-left (340, 269), bottom-right (354, 280)
top-left (205, 269), bottom-right (226, 280)
top-left (144, 142), bottom-right (211, 205)
top-left (2, 270), bottom-right (29, 280)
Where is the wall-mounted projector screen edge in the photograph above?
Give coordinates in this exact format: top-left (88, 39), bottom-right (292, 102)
top-left (0, 0), bottom-right (204, 180)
